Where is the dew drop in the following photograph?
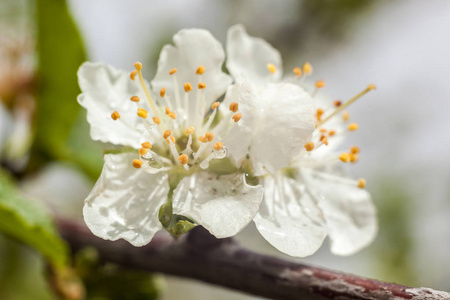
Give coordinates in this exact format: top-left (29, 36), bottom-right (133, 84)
top-left (213, 146), bottom-right (228, 159)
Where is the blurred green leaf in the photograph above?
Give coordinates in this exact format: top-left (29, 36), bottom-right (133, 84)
top-left (0, 168), bottom-right (68, 268)
top-left (32, 0), bottom-right (102, 179)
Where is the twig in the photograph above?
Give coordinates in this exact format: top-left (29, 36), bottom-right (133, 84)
top-left (57, 218), bottom-right (450, 300)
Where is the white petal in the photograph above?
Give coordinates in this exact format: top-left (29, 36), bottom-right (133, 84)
top-left (301, 167), bottom-right (377, 255)
top-left (228, 82), bottom-right (315, 175)
top-left (151, 29), bottom-right (231, 111)
top-left (254, 175), bottom-right (327, 257)
top-left (83, 153), bottom-right (169, 246)
top-left (0, 101), bottom-right (13, 150)
top-left (172, 172), bottom-right (263, 238)
top-left (78, 62), bottom-right (153, 148)
top-left (227, 24), bottom-right (282, 86)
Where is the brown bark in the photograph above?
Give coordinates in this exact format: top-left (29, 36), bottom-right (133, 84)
top-left (57, 219), bottom-right (450, 300)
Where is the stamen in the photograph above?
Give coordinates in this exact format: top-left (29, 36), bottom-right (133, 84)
top-left (165, 106), bottom-right (171, 115)
top-left (205, 132), bottom-right (214, 142)
top-left (348, 123), bottom-right (359, 131)
top-left (229, 102), bottom-right (239, 113)
top-left (302, 62), bottom-right (313, 75)
top-left (184, 82), bottom-right (193, 93)
top-left (320, 135), bottom-right (328, 146)
top-left (198, 82), bottom-right (206, 89)
top-left (232, 113), bottom-right (242, 122)
top-left (316, 108), bottom-right (324, 121)
top-left (169, 68), bottom-right (177, 75)
top-left (357, 178), bottom-right (366, 189)
top-left (213, 142), bottom-right (224, 151)
top-left (132, 159), bottom-right (143, 169)
top-left (111, 111), bottom-right (120, 120)
top-left (343, 111), bottom-right (349, 121)
top-left (130, 70), bottom-right (137, 81)
top-left (153, 117), bottom-right (161, 125)
top-left (130, 96), bottom-right (140, 102)
top-left (319, 128), bottom-right (327, 133)
top-left (350, 146), bottom-right (360, 154)
top-left (211, 102), bottom-right (220, 110)
top-left (166, 136), bottom-right (176, 144)
top-left (267, 63), bottom-right (276, 74)
top-left (185, 126), bottom-right (195, 135)
top-left (168, 111), bottom-right (177, 120)
top-left (333, 100), bottom-right (342, 107)
top-left (198, 136), bottom-right (207, 143)
top-left (141, 142), bottom-right (152, 149)
top-left (196, 66), bottom-right (205, 75)
top-left (163, 130), bottom-right (172, 139)
top-left (329, 130), bottom-right (336, 136)
top-left (315, 80), bottom-right (325, 88)
top-left (160, 87), bottom-right (166, 97)
top-left (139, 147), bottom-right (147, 156)
top-left (304, 142), bottom-right (314, 151)
top-left (339, 153), bottom-right (350, 163)
top-left (349, 153), bottom-right (358, 163)
top-left (134, 61), bottom-right (159, 117)
top-left (318, 84), bottom-right (376, 127)
top-left (293, 67), bottom-right (302, 77)
top-left (137, 108), bottom-right (148, 118)
top-left (178, 154), bottom-right (189, 165)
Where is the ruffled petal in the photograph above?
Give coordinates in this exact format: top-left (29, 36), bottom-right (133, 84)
top-left (151, 29), bottom-right (231, 112)
top-left (227, 24), bottom-right (282, 86)
top-left (301, 167), bottom-right (377, 255)
top-left (229, 82), bottom-right (315, 175)
top-left (83, 153), bottom-right (169, 246)
top-left (254, 175), bottom-right (327, 257)
top-left (172, 172), bottom-right (263, 238)
top-left (78, 62), bottom-right (154, 148)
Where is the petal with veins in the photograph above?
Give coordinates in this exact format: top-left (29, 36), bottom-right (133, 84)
top-left (172, 172), bottom-right (263, 238)
top-left (78, 62), bottom-right (155, 148)
top-left (254, 174), bottom-right (327, 257)
top-left (151, 29), bottom-right (231, 111)
top-left (301, 167), bottom-right (377, 255)
top-left (227, 24), bottom-right (282, 86)
top-left (83, 153), bottom-right (169, 246)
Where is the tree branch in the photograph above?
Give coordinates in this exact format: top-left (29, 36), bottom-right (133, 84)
top-left (57, 219), bottom-right (450, 300)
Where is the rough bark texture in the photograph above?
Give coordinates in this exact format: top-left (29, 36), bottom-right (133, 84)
top-left (57, 219), bottom-right (450, 300)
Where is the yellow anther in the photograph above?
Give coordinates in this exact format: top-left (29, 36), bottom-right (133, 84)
top-left (302, 62), bottom-right (313, 75)
top-left (229, 102), bottom-right (239, 113)
top-left (314, 121), bottom-right (318, 128)
top-left (132, 159), bottom-right (143, 169)
top-left (350, 146), bottom-right (360, 154)
top-left (169, 68), bottom-right (177, 75)
top-left (319, 128), bottom-right (327, 133)
top-left (205, 132), bottom-right (214, 142)
top-left (184, 82), bottom-right (193, 92)
top-left (160, 87), bottom-right (166, 97)
top-left (139, 147), bottom-right (148, 156)
top-left (178, 154), bottom-right (189, 165)
top-left (137, 108), bottom-right (148, 118)
top-left (168, 111), bottom-right (177, 119)
top-left (185, 126), bottom-right (195, 135)
top-left (267, 63), bottom-right (276, 74)
top-left (141, 142), bottom-right (152, 149)
top-left (211, 102), bottom-right (220, 110)
top-left (166, 136), bottom-right (176, 144)
top-left (349, 153), bottom-right (358, 163)
top-left (198, 82), bottom-right (206, 89)
top-left (304, 142), bottom-right (314, 152)
top-left (165, 106), bottom-right (171, 115)
top-left (357, 178), bottom-right (366, 189)
top-left (213, 142), bottom-right (224, 151)
top-left (342, 111), bottom-right (349, 121)
top-left (368, 84), bottom-right (376, 90)
top-left (320, 135), bottom-right (329, 146)
top-left (232, 113), bottom-right (242, 123)
top-left (198, 136), bottom-right (207, 143)
top-left (329, 130), bottom-right (336, 136)
top-left (333, 100), bottom-right (342, 107)
top-left (315, 80), bottom-right (325, 88)
top-left (339, 153), bottom-right (350, 163)
top-left (163, 130), bottom-right (172, 139)
top-left (293, 67), bottom-right (302, 77)
top-left (130, 70), bottom-right (137, 81)
top-left (111, 111), bottom-right (120, 120)
top-left (134, 62), bottom-right (143, 70)
top-left (196, 66), bottom-right (205, 75)
top-left (152, 117), bottom-right (160, 125)
top-left (130, 96), bottom-right (140, 102)
top-left (316, 108), bottom-right (324, 121)
top-left (348, 123), bottom-right (359, 131)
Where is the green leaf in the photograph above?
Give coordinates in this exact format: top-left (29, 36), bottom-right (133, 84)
top-left (0, 168), bottom-right (69, 268)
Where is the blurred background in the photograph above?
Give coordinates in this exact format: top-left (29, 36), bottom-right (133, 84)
top-left (0, 0), bottom-right (449, 299)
